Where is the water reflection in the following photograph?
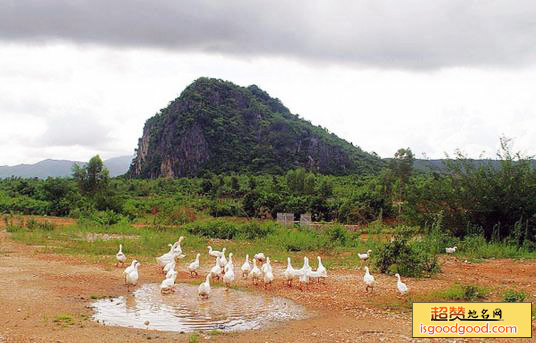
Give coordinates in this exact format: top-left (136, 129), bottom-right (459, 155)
top-left (92, 283), bottom-right (307, 332)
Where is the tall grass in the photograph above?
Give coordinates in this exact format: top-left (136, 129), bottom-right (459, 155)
top-left (7, 218), bottom-right (383, 269)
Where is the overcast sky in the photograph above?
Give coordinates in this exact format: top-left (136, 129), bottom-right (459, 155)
top-left (2, 0), bottom-right (536, 165)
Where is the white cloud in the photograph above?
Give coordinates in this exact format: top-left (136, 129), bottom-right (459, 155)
top-left (0, 43), bottom-right (535, 165)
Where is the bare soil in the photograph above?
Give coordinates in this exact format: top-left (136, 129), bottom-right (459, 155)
top-left (1, 230), bottom-right (535, 343)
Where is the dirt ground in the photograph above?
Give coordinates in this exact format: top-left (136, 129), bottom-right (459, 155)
top-left (1, 230), bottom-right (535, 343)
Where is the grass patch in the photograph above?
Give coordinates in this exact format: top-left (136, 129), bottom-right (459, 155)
top-left (206, 330), bottom-right (225, 336)
top-left (53, 314), bottom-right (75, 326)
top-left (7, 220), bottom-right (385, 269)
top-left (189, 334), bottom-right (200, 343)
top-left (502, 289), bottom-right (526, 302)
top-left (431, 284), bottom-right (489, 301)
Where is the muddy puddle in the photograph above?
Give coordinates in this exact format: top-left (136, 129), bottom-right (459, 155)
top-left (92, 283), bottom-right (308, 332)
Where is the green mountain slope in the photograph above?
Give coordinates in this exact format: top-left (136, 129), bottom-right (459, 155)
top-left (128, 78), bottom-right (384, 178)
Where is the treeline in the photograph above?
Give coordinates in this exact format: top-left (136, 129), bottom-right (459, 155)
top-left (1, 139), bottom-right (536, 245)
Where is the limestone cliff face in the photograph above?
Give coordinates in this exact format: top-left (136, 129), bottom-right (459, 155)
top-left (128, 77), bottom-right (384, 178)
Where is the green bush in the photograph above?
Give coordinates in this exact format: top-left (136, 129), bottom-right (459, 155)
top-left (82, 210), bottom-right (126, 226)
top-left (208, 199), bottom-right (243, 217)
top-left (157, 206), bottom-right (197, 225)
top-left (435, 284), bottom-right (488, 301)
top-left (502, 289), bottom-right (526, 302)
top-left (26, 218), bottom-right (55, 231)
top-left (324, 224), bottom-right (349, 248)
top-left (184, 219), bottom-right (238, 239)
top-left (375, 237), bottom-right (439, 277)
top-left (237, 221), bottom-right (275, 240)
top-left (266, 228), bottom-right (322, 252)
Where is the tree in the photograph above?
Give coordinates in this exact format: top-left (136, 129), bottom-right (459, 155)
top-left (72, 155), bottom-right (109, 197)
top-left (319, 178), bottom-right (334, 199)
top-left (389, 148), bottom-right (414, 214)
top-left (271, 175), bottom-right (282, 193)
top-left (200, 178), bottom-right (213, 194)
top-left (248, 176), bottom-right (257, 191)
top-left (304, 173), bottom-right (316, 195)
top-left (231, 176), bottom-right (240, 194)
top-left (390, 148), bottom-right (414, 186)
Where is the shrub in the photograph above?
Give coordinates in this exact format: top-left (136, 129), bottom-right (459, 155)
top-left (208, 200), bottom-right (243, 217)
top-left (184, 219), bottom-right (238, 239)
top-left (435, 284), bottom-right (488, 301)
top-left (26, 218), bottom-right (55, 231)
top-left (158, 206), bottom-right (197, 225)
top-left (237, 221), bottom-right (275, 240)
top-left (265, 227), bottom-right (322, 252)
top-left (324, 224), bottom-right (349, 248)
top-left (502, 289), bottom-right (526, 302)
top-left (375, 237), bottom-right (439, 277)
top-left (83, 210), bottom-right (126, 226)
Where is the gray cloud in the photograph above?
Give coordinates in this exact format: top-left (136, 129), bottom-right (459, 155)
top-left (1, 0), bottom-right (536, 69)
top-left (37, 113), bottom-right (113, 149)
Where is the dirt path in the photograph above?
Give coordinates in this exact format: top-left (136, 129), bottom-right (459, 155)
top-left (1, 230), bottom-right (535, 343)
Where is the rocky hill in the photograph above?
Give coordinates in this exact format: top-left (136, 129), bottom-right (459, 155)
top-left (128, 78), bottom-right (384, 178)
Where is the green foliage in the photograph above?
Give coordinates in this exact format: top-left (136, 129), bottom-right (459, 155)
top-left (375, 228), bottom-right (440, 277)
top-left (82, 210), bottom-right (126, 226)
top-left (72, 155), bottom-right (109, 196)
top-left (502, 289), bottom-right (526, 302)
top-left (183, 219), bottom-right (276, 240)
top-left (405, 137), bottom-right (536, 243)
top-left (324, 224), bottom-right (349, 247)
top-left (434, 284), bottom-right (488, 301)
top-left (265, 227), bottom-right (323, 252)
top-left (128, 78), bottom-right (385, 178)
top-left (208, 199), bottom-right (243, 217)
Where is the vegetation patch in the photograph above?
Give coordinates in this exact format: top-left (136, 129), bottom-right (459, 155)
top-left (502, 289), bottom-right (526, 302)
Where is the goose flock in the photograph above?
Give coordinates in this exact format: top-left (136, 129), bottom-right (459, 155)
top-left (116, 241), bottom-right (412, 298)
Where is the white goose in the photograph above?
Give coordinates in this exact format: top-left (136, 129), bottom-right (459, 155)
top-left (297, 257), bottom-right (312, 278)
top-left (395, 273), bottom-right (409, 296)
top-left (124, 260), bottom-right (140, 292)
top-left (249, 258), bottom-right (262, 285)
top-left (298, 267), bottom-right (309, 290)
top-left (358, 249), bottom-right (372, 268)
top-left (309, 256), bottom-right (328, 283)
top-left (210, 256), bottom-right (223, 281)
top-left (254, 252), bottom-right (266, 263)
top-left (116, 244), bottom-right (126, 267)
top-left (198, 273), bottom-right (211, 299)
top-left (316, 256), bottom-right (327, 281)
top-left (163, 256), bottom-right (177, 275)
top-left (156, 244), bottom-right (175, 267)
top-left (224, 253), bottom-right (234, 273)
top-left (188, 253), bottom-right (201, 277)
top-left (223, 262), bottom-right (235, 288)
top-left (445, 246), bottom-right (457, 254)
top-left (219, 250), bottom-right (228, 270)
top-left (208, 246), bottom-right (225, 258)
top-left (165, 266), bottom-right (176, 279)
top-left (172, 236), bottom-right (185, 255)
top-left (123, 260), bottom-right (137, 279)
top-left (283, 257), bottom-right (296, 287)
top-left (363, 266), bottom-right (375, 293)
top-left (160, 270), bottom-right (177, 294)
top-left (261, 257), bottom-right (272, 275)
top-left (241, 255), bottom-right (251, 279)
top-left (263, 265), bottom-right (274, 288)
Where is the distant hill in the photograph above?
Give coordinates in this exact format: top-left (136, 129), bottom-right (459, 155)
top-left (128, 77), bottom-right (384, 178)
top-left (411, 158), bottom-right (536, 173)
top-left (0, 156), bottom-right (133, 179)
